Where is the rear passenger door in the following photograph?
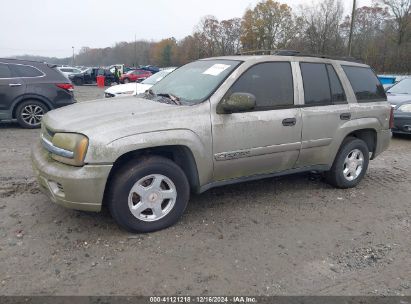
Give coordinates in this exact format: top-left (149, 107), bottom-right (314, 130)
top-left (296, 62), bottom-right (350, 167)
top-left (212, 61), bottom-right (302, 181)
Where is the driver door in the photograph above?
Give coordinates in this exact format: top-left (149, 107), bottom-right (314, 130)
top-left (211, 61), bottom-right (302, 181)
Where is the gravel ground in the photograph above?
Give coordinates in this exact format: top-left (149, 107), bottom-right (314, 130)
top-left (0, 85), bottom-right (410, 296)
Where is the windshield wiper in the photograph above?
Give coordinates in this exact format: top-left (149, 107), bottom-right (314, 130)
top-left (157, 92), bottom-right (181, 105)
top-left (146, 89), bottom-right (156, 97)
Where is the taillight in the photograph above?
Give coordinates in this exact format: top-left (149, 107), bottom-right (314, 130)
top-left (56, 83), bottom-right (74, 92)
top-left (389, 107), bottom-right (394, 129)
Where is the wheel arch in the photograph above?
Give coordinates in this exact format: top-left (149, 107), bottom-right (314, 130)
top-left (344, 128), bottom-right (377, 159)
top-left (12, 95), bottom-right (52, 119)
top-left (103, 145), bottom-right (201, 205)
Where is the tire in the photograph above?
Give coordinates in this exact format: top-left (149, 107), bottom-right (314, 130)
top-left (74, 78), bottom-right (83, 86)
top-left (123, 78), bottom-right (130, 84)
top-left (15, 100), bottom-right (48, 129)
top-left (107, 156), bottom-right (190, 233)
top-left (105, 79), bottom-right (112, 86)
top-left (325, 137), bottom-right (370, 188)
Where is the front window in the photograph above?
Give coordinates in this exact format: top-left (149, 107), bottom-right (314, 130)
top-left (149, 60), bottom-right (241, 104)
top-left (387, 79), bottom-right (411, 95)
top-left (226, 62), bottom-right (294, 110)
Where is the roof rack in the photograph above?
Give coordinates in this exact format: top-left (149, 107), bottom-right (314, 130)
top-left (236, 49), bottom-right (363, 63)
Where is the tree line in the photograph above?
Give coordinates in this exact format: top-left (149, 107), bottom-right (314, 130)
top-left (16, 0), bottom-right (411, 73)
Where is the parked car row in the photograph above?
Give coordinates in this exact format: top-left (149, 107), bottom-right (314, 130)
top-left (105, 68), bottom-right (176, 98)
top-left (57, 64), bottom-right (161, 86)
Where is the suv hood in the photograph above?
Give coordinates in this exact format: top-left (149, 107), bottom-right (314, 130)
top-left (105, 83), bottom-right (137, 95)
top-left (43, 97), bottom-right (197, 144)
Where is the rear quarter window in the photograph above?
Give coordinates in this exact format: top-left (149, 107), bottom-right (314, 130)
top-left (10, 64), bottom-right (44, 77)
top-left (342, 65), bottom-right (386, 102)
top-left (0, 63), bottom-right (11, 78)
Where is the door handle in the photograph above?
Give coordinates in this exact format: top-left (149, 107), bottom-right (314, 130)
top-left (282, 118), bottom-right (296, 126)
top-left (9, 83), bottom-right (22, 87)
top-left (340, 113), bottom-right (351, 120)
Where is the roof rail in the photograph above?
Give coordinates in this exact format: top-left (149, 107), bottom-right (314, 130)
top-left (0, 57), bottom-right (44, 64)
top-left (236, 49), bottom-right (363, 63)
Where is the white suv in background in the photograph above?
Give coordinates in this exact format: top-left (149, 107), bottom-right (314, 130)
top-left (57, 67), bottom-right (82, 78)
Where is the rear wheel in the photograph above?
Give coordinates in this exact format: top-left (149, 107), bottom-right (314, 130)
top-left (123, 78), bottom-right (130, 84)
top-left (107, 156), bottom-right (190, 233)
top-left (16, 100), bottom-right (48, 128)
top-left (325, 137), bottom-right (369, 188)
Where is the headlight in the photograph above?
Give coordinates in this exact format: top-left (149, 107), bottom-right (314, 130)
top-left (397, 104), bottom-right (411, 113)
top-left (43, 133), bottom-right (89, 166)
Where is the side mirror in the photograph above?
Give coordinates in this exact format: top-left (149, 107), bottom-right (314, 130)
top-left (218, 92), bottom-right (256, 114)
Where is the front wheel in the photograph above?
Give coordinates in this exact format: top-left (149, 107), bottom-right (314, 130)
top-left (325, 137), bottom-right (370, 188)
top-left (107, 156), bottom-right (190, 233)
top-left (123, 78), bottom-right (130, 84)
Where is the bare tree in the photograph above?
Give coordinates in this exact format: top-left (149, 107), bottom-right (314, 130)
top-left (299, 0), bottom-right (345, 54)
top-left (380, 0), bottom-right (411, 44)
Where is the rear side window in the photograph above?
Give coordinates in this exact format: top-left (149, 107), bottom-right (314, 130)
top-left (301, 63), bottom-right (347, 105)
top-left (10, 64), bottom-right (43, 77)
top-left (342, 65), bottom-right (386, 102)
top-left (300, 63), bottom-right (331, 105)
top-left (0, 63), bottom-right (11, 78)
top-left (228, 62), bottom-right (294, 110)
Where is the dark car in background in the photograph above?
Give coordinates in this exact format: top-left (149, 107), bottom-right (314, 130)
top-left (68, 67), bottom-right (99, 85)
top-left (0, 58), bottom-right (75, 128)
top-left (139, 65), bottom-right (160, 74)
top-left (392, 101), bottom-right (411, 135)
top-left (386, 78), bottom-right (411, 135)
top-left (97, 68), bottom-right (116, 86)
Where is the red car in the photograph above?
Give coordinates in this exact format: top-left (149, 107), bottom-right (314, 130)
top-left (120, 69), bottom-right (152, 83)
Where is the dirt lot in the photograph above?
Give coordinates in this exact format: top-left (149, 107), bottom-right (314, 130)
top-left (0, 85), bottom-right (410, 296)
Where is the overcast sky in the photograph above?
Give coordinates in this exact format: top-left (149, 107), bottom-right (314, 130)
top-left (0, 0), bottom-right (370, 58)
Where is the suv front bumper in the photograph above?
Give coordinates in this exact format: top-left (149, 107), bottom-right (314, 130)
top-left (31, 142), bottom-right (112, 212)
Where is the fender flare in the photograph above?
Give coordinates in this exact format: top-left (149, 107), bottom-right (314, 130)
top-left (87, 129), bottom-right (214, 188)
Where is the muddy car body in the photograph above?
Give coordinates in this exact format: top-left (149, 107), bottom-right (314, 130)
top-left (32, 55), bottom-right (392, 232)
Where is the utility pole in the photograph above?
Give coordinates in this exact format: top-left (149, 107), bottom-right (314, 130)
top-left (134, 34), bottom-right (137, 67)
top-left (348, 0), bottom-right (356, 56)
top-left (72, 46), bottom-right (75, 66)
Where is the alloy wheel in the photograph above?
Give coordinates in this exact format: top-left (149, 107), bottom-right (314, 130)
top-left (128, 174), bottom-right (177, 222)
top-left (21, 104), bottom-right (44, 126)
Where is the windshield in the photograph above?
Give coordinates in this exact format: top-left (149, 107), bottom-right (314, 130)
top-left (142, 69), bottom-right (175, 85)
top-left (150, 60), bottom-right (241, 103)
top-left (387, 79), bottom-right (411, 95)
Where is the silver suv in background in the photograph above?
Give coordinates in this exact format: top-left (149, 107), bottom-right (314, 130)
top-left (32, 54), bottom-right (392, 232)
top-left (0, 58), bottom-right (75, 128)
